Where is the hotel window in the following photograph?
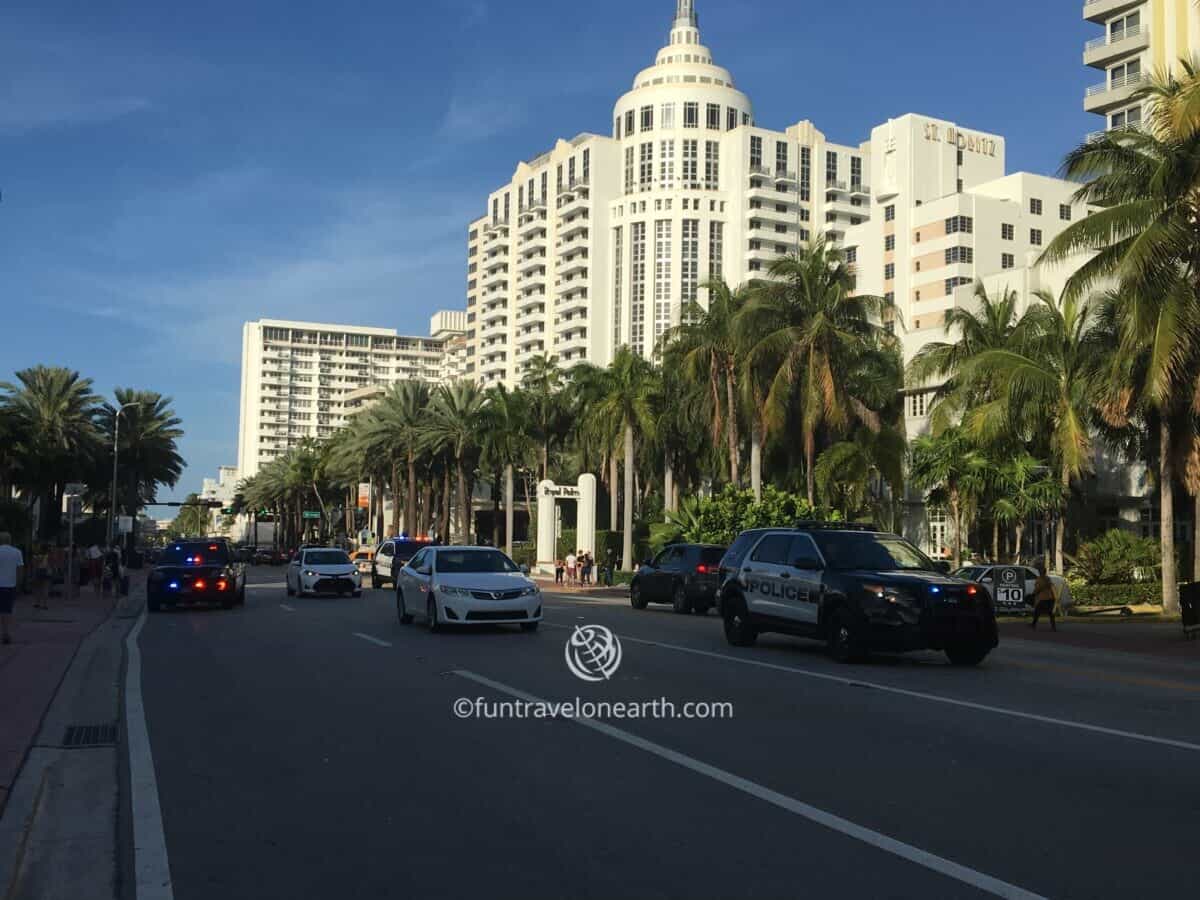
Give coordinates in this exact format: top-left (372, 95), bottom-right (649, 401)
top-left (799, 208), bottom-right (810, 222)
top-left (684, 102), bottom-right (699, 128)
top-left (583, 150), bottom-right (590, 181)
top-left (945, 246), bottom-right (973, 264)
top-left (706, 103), bottom-right (721, 130)
top-left (557, 165), bottom-right (563, 191)
top-left (743, 112), bottom-right (751, 125)
top-left (1001, 223), bottom-right (1014, 240)
top-left (661, 103), bottom-right (676, 129)
top-left (1030, 198), bottom-right (1043, 215)
top-left (775, 204), bottom-right (787, 213)
top-left (884, 291), bottom-right (895, 304)
top-left (800, 147), bottom-right (811, 201)
top-left (825, 151), bottom-right (838, 184)
top-left (704, 141), bottom-right (720, 189)
top-left (1002, 253), bottom-right (1015, 269)
top-left (749, 261), bottom-right (761, 271)
top-left (884, 205), bottom-right (895, 222)
top-left (625, 110), bottom-right (635, 135)
top-left (624, 147), bottom-right (635, 194)
top-left (630, 222), bottom-right (646, 354)
top-left (908, 392), bottom-right (931, 419)
top-left (846, 247), bottom-right (857, 264)
top-left (641, 105), bottom-right (654, 132)
top-left (750, 135), bottom-right (762, 168)
top-left (1030, 228), bottom-right (1043, 246)
top-left (612, 227), bottom-right (623, 347)
top-left (709, 221), bottom-right (724, 280)
top-left (639, 143), bottom-right (653, 188)
top-left (659, 140), bottom-right (676, 188)
top-left (1110, 10), bottom-right (1141, 41)
top-left (1110, 59), bottom-right (1140, 88)
top-left (1059, 203), bottom-right (1072, 221)
top-left (884, 263), bottom-right (895, 280)
top-left (727, 107), bottom-right (738, 131)
top-left (800, 228), bottom-right (810, 241)
top-left (774, 225), bottom-right (786, 234)
top-left (945, 276), bottom-right (971, 293)
top-left (568, 157), bottom-right (576, 185)
top-left (884, 235), bottom-right (895, 252)
top-left (1111, 106), bottom-right (1142, 129)
top-left (518, 186), bottom-right (524, 209)
top-left (682, 139), bottom-right (698, 186)
top-left (492, 198), bottom-right (499, 225)
top-left (850, 156), bottom-right (862, 188)
top-left (776, 141), bottom-right (789, 175)
top-left (503, 194), bottom-right (510, 221)
top-left (945, 215), bottom-right (973, 234)
top-left (681, 219), bottom-right (700, 319)
top-left (654, 220), bottom-right (673, 340)
top-left (957, 150), bottom-right (964, 166)
top-left (541, 172), bottom-right (548, 201)
top-left (957, 179), bottom-right (963, 193)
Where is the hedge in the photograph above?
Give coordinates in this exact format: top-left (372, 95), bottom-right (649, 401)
top-left (1071, 582), bottom-right (1162, 607)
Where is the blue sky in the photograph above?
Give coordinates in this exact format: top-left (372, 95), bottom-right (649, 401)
top-left (1, 0), bottom-right (1095, 507)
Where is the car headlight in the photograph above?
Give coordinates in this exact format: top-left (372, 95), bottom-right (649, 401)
top-left (436, 585), bottom-right (473, 597)
top-left (304, 570), bottom-right (318, 577)
top-left (518, 585), bottom-right (539, 597)
top-left (862, 584), bottom-right (914, 608)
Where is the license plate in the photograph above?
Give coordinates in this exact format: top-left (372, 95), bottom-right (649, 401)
top-left (996, 587), bottom-right (1024, 606)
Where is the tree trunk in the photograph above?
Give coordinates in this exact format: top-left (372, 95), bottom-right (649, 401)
top-left (390, 461), bottom-right (401, 537)
top-left (456, 459), bottom-right (469, 545)
top-left (406, 450), bottom-right (417, 540)
top-left (750, 423), bottom-right (763, 501)
top-left (991, 517), bottom-right (1000, 564)
top-left (804, 427), bottom-right (816, 507)
top-left (725, 361), bottom-right (740, 487)
top-left (542, 443), bottom-right (549, 483)
top-left (492, 470), bottom-right (501, 548)
top-left (664, 461), bottom-right (675, 515)
top-left (609, 455), bottom-right (619, 531)
top-left (440, 468), bottom-right (452, 543)
top-left (1193, 492), bottom-right (1200, 583)
top-left (504, 464), bottom-right (515, 558)
top-left (1054, 460), bottom-right (1069, 575)
top-left (1161, 419), bottom-right (1181, 614)
top-left (950, 489), bottom-right (962, 570)
top-left (1042, 511), bottom-right (1052, 573)
top-left (622, 424), bottom-right (635, 571)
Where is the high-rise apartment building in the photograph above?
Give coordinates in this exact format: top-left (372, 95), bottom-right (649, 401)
top-left (236, 313), bottom-right (467, 477)
top-left (1083, 0), bottom-right (1200, 135)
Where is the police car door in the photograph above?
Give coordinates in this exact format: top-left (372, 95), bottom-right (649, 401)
top-left (782, 533), bottom-right (823, 626)
top-left (742, 532), bottom-right (796, 621)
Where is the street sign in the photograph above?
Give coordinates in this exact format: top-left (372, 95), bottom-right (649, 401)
top-left (993, 566), bottom-right (1026, 609)
top-left (65, 482), bottom-right (87, 496)
top-left (302, 510), bottom-right (322, 520)
top-left (117, 515), bottom-right (134, 535)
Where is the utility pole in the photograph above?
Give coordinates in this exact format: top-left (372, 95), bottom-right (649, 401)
top-left (107, 401), bottom-right (141, 547)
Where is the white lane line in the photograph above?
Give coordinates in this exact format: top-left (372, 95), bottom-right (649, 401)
top-left (280, 603), bottom-right (296, 612)
top-left (453, 668), bottom-right (1043, 900)
top-left (124, 608), bottom-right (175, 900)
top-left (352, 632), bottom-right (392, 647)
top-left (248, 582), bottom-right (286, 589)
top-left (540, 621), bottom-right (1200, 754)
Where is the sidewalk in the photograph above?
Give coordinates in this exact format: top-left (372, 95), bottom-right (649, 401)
top-left (998, 618), bottom-right (1200, 662)
top-left (533, 576), bottom-right (629, 596)
top-left (0, 582), bottom-right (127, 815)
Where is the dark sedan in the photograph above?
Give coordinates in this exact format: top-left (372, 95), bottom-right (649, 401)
top-left (630, 543), bottom-right (726, 614)
top-left (147, 540), bottom-right (247, 611)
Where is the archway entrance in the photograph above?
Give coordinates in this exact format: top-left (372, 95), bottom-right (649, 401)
top-left (536, 474), bottom-right (596, 574)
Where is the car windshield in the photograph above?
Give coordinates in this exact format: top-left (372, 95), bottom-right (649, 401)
top-left (436, 549), bottom-right (519, 574)
top-left (304, 550), bottom-right (351, 566)
top-left (159, 543), bottom-right (229, 565)
top-left (393, 540), bottom-right (429, 558)
top-left (810, 532), bottom-right (937, 572)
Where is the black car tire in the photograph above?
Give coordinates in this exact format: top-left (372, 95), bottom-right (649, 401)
top-left (237, 587), bottom-right (246, 606)
top-left (945, 644), bottom-right (990, 667)
top-left (521, 621), bottom-right (539, 632)
top-left (427, 596), bottom-right (441, 633)
top-left (828, 608), bottom-right (866, 663)
top-left (672, 584), bottom-right (690, 614)
top-left (722, 595), bottom-right (758, 647)
top-left (371, 568), bottom-right (382, 590)
top-left (397, 588), bottom-right (413, 625)
top-left (630, 582), bottom-right (648, 610)
top-left (286, 580), bottom-right (295, 597)
top-left (693, 602), bottom-right (711, 617)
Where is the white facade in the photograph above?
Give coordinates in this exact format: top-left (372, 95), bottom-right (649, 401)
top-left (237, 315), bottom-right (467, 477)
top-left (200, 465), bottom-right (240, 537)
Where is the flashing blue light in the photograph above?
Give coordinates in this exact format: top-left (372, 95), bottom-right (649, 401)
top-left (168, 581), bottom-right (179, 590)
top-left (929, 585), bottom-right (941, 594)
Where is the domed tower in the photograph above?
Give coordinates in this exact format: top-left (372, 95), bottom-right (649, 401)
top-left (609, 1), bottom-right (754, 357)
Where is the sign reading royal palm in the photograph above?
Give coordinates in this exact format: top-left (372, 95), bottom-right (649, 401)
top-left (536, 476), bottom-right (597, 574)
top-left (541, 484), bottom-right (582, 500)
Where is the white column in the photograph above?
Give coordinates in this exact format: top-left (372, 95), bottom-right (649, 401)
top-left (536, 480), bottom-right (557, 574)
top-left (576, 474), bottom-right (597, 558)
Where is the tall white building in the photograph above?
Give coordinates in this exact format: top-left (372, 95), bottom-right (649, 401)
top-left (237, 314), bottom-right (467, 478)
top-left (465, 1), bottom-right (871, 384)
top-left (1082, 0), bottom-right (1200, 136)
top-left (200, 465), bottom-right (240, 537)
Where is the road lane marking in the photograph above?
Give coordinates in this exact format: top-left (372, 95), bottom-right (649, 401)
top-left (352, 632), bottom-right (392, 647)
top-left (248, 582), bottom-right (287, 589)
top-left (125, 608), bottom-right (175, 900)
top-left (280, 603), bottom-right (295, 612)
top-left (453, 668), bottom-right (1044, 900)
top-left (541, 622), bottom-right (1200, 754)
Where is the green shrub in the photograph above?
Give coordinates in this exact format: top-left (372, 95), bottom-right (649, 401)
top-left (510, 545), bottom-right (537, 568)
top-left (1074, 530), bottom-right (1160, 585)
top-left (664, 486), bottom-right (839, 546)
top-left (1071, 582), bottom-right (1162, 607)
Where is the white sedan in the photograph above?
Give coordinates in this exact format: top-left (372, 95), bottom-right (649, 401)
top-left (953, 564), bottom-right (1073, 611)
top-left (287, 548), bottom-right (363, 598)
top-left (395, 546), bottom-right (541, 632)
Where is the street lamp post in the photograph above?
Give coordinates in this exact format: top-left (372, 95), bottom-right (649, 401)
top-left (108, 401), bottom-right (141, 547)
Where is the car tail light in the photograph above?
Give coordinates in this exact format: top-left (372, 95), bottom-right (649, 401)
top-left (966, 584), bottom-right (978, 596)
top-left (194, 579), bottom-right (207, 591)
top-left (696, 564), bottom-right (710, 575)
top-left (216, 580), bottom-right (228, 591)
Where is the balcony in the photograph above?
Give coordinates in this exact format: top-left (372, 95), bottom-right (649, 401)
top-left (773, 169), bottom-right (798, 184)
top-left (516, 296), bottom-right (546, 316)
top-left (518, 251), bottom-right (547, 274)
top-left (1084, 24), bottom-right (1148, 68)
top-left (556, 292), bottom-right (589, 316)
top-left (518, 213), bottom-right (548, 239)
top-left (556, 271), bottom-right (590, 296)
top-left (559, 252), bottom-right (589, 278)
top-left (555, 329), bottom-right (589, 353)
top-left (849, 182), bottom-right (871, 197)
top-left (1085, 71), bottom-right (1146, 114)
top-left (558, 213), bottom-right (590, 240)
top-left (1083, 0), bottom-right (1144, 25)
top-left (517, 267), bottom-right (546, 286)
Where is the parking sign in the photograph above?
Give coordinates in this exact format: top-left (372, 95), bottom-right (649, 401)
top-left (993, 566), bottom-right (1026, 609)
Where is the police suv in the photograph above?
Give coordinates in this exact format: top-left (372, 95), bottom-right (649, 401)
top-left (718, 524), bottom-right (998, 665)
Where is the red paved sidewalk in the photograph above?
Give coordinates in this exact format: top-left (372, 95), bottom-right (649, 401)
top-left (998, 619), bottom-right (1200, 661)
top-left (0, 583), bottom-right (123, 814)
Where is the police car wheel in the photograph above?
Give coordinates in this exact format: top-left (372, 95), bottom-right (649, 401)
top-left (723, 596), bottom-right (758, 647)
top-left (945, 644), bottom-right (989, 666)
top-left (672, 584), bottom-right (690, 614)
top-left (828, 609), bottom-right (865, 663)
top-left (630, 583), bottom-right (648, 610)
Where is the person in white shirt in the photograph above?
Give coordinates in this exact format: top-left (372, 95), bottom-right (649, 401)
top-left (565, 552), bottom-right (577, 587)
top-left (0, 532), bottom-right (25, 645)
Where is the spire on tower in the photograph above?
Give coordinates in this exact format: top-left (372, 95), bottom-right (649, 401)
top-left (674, 0), bottom-right (697, 27)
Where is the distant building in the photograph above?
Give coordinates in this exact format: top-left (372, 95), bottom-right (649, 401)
top-left (200, 465), bottom-right (240, 537)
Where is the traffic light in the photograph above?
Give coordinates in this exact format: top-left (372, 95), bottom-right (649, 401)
top-left (221, 508), bottom-right (235, 515)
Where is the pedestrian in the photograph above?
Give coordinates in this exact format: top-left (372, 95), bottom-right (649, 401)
top-left (32, 544), bottom-right (51, 611)
top-left (104, 544), bottom-right (122, 596)
top-left (0, 532), bottom-right (24, 645)
top-left (88, 543), bottom-right (104, 595)
top-left (1030, 563), bottom-right (1058, 632)
top-left (603, 548), bottom-right (615, 586)
top-left (582, 551), bottom-right (593, 586)
top-left (555, 558), bottom-right (565, 585)
top-left (565, 550), bottom-right (577, 587)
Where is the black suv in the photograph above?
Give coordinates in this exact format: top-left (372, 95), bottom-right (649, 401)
top-left (630, 543), bottom-right (726, 614)
top-left (147, 539), bottom-right (247, 612)
top-left (717, 524), bottom-right (998, 665)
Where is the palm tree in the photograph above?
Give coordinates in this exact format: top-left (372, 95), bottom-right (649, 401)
top-left (480, 385), bottom-right (532, 556)
top-left (0, 366), bottom-right (102, 538)
top-left (423, 382), bottom-right (487, 544)
top-left (1040, 68), bottom-right (1200, 611)
top-left (521, 354), bottom-right (567, 481)
top-left (957, 288), bottom-right (1106, 574)
top-left (595, 348), bottom-right (657, 570)
top-left (364, 382), bottom-right (430, 536)
top-left (910, 428), bottom-right (989, 569)
top-left (990, 453), bottom-right (1060, 564)
top-left (739, 237), bottom-right (892, 504)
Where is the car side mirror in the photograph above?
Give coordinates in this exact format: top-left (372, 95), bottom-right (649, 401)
top-left (520, 564), bottom-right (530, 576)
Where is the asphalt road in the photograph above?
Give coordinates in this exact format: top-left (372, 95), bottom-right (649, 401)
top-left (135, 567), bottom-right (1200, 900)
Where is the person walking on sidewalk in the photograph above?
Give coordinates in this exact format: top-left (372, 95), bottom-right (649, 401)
top-left (0, 532), bottom-right (24, 645)
top-left (1030, 564), bottom-right (1058, 632)
top-left (565, 551), bottom-right (577, 587)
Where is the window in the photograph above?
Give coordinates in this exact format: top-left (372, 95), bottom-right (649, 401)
top-left (1030, 228), bottom-right (1043, 246)
top-left (927, 509), bottom-right (948, 558)
top-left (661, 102), bottom-right (676, 129)
top-left (541, 172), bottom-right (547, 201)
top-left (1001, 223), bottom-right (1014, 241)
top-left (614, 117), bottom-right (621, 139)
top-left (846, 247), bottom-right (857, 264)
top-left (639, 142), bottom-right (653, 188)
top-left (1059, 203), bottom-right (1072, 221)
top-left (653, 219), bottom-right (672, 340)
top-left (1110, 58), bottom-right (1141, 88)
top-left (624, 147), bottom-right (635, 193)
top-left (799, 208), bottom-right (810, 222)
top-left (884, 205), bottom-right (896, 222)
top-left (1002, 253), bottom-right (1014, 269)
top-left (612, 226), bottom-right (623, 347)
top-left (945, 246), bottom-right (973, 264)
top-left (681, 219), bottom-right (699, 317)
top-left (709, 221), bottom-right (723, 280)
top-left (583, 150), bottom-right (590, 180)
top-left (945, 276), bottom-right (971, 293)
top-left (907, 392), bottom-right (930, 418)
top-left (776, 141), bottom-right (789, 175)
top-left (659, 140), bottom-right (675, 188)
top-left (750, 135), bottom-right (762, 168)
top-left (631, 222), bottom-right (646, 353)
top-left (1110, 10), bottom-right (1141, 41)
top-left (727, 106), bottom-right (738, 131)
top-left (884, 263), bottom-right (895, 280)
top-left (884, 235), bottom-right (895, 252)
top-left (825, 150), bottom-right (838, 184)
top-left (682, 139), bottom-right (698, 186)
top-left (1030, 198), bottom-right (1043, 215)
top-left (568, 157), bottom-right (576, 185)
top-left (1112, 105), bottom-right (1142, 129)
top-left (706, 103), bottom-right (721, 130)
top-left (800, 147), bottom-right (811, 201)
top-left (750, 533), bottom-right (793, 564)
top-left (684, 102), bottom-right (699, 128)
top-left (704, 140), bottom-right (720, 189)
top-left (850, 156), bottom-right (862, 189)
top-left (625, 110), bottom-right (635, 136)
top-left (945, 215), bottom-right (973, 234)
top-left (641, 105), bottom-right (653, 132)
